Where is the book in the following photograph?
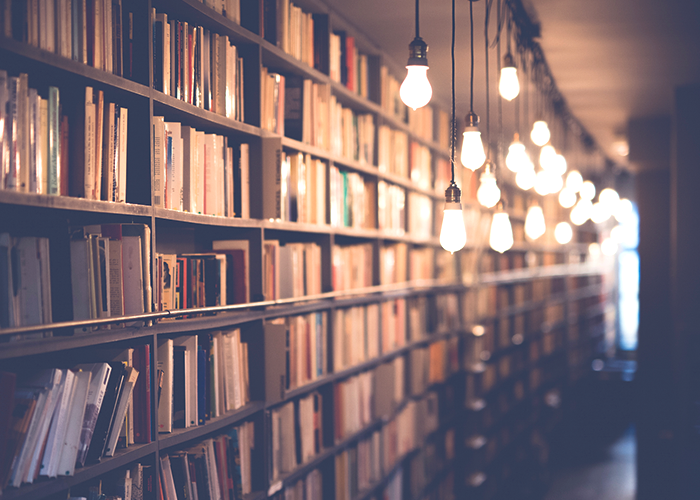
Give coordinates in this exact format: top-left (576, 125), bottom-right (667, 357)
top-left (56, 369), bottom-right (91, 477)
top-left (157, 338), bottom-right (174, 433)
top-left (104, 366), bottom-right (138, 456)
top-left (74, 363), bottom-right (112, 467)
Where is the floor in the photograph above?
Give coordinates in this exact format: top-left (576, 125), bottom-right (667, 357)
top-left (543, 426), bottom-right (636, 500)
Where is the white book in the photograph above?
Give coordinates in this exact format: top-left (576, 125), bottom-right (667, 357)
top-left (204, 439), bottom-right (222, 500)
top-left (153, 116), bottom-right (165, 207)
top-left (229, 329), bottom-right (243, 410)
top-left (83, 87), bottom-right (96, 199)
top-left (74, 362), bottom-right (112, 467)
top-left (165, 121), bottom-right (182, 210)
top-left (38, 97), bottom-right (48, 194)
top-left (157, 338), bottom-right (174, 433)
top-left (118, 106), bottom-right (128, 202)
top-left (57, 369), bottom-right (91, 477)
top-left (239, 143), bottom-right (249, 219)
top-left (17, 73), bottom-right (28, 193)
top-left (195, 130), bottom-right (205, 214)
top-left (181, 126), bottom-right (197, 213)
top-left (159, 455), bottom-right (178, 500)
top-left (221, 331), bottom-right (236, 412)
top-left (122, 235), bottom-right (144, 316)
top-left (40, 369), bottom-right (76, 478)
top-left (9, 389), bottom-right (48, 487)
top-left (203, 134), bottom-right (216, 215)
top-left (28, 89), bottom-right (38, 193)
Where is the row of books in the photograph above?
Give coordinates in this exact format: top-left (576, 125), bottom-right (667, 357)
top-left (407, 107), bottom-right (433, 145)
top-left (155, 240), bottom-right (250, 312)
top-left (409, 141), bottom-right (432, 190)
top-left (379, 243), bottom-right (407, 285)
top-left (0, 235), bottom-right (52, 330)
top-left (331, 243), bottom-right (372, 292)
top-left (274, 151), bottom-right (327, 225)
top-left (379, 66), bottom-right (405, 123)
top-left (153, 117), bottom-right (250, 217)
top-left (333, 371), bottom-right (374, 443)
top-left (157, 330), bottom-right (250, 434)
top-left (70, 224), bottom-right (152, 326)
top-left (63, 461), bottom-right (155, 500)
top-left (0, 357), bottom-right (144, 491)
top-left (407, 193), bottom-right (433, 241)
top-left (330, 101), bottom-right (374, 165)
top-left (1, 0), bottom-right (134, 78)
top-left (159, 426), bottom-right (255, 500)
top-left (377, 181), bottom-right (406, 234)
top-left (410, 246), bottom-right (435, 281)
top-left (275, 468), bottom-right (322, 500)
top-left (377, 126), bottom-right (408, 178)
top-left (408, 339), bottom-right (460, 396)
top-left (334, 429), bottom-right (381, 500)
top-left (284, 76), bottom-right (331, 149)
top-left (269, 391), bottom-right (323, 481)
top-left (329, 165), bottom-right (375, 229)
top-left (329, 31), bottom-right (370, 99)
top-left (262, 240), bottom-right (322, 300)
top-left (152, 10), bottom-right (245, 121)
top-left (332, 304), bottom-right (380, 373)
top-left (273, 312), bottom-right (328, 392)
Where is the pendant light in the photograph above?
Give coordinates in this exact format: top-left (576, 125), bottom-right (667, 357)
top-left (499, 16), bottom-right (519, 101)
top-left (506, 134), bottom-right (528, 173)
top-left (580, 180), bottom-right (596, 201)
top-left (400, 0), bottom-right (433, 110)
top-left (554, 221), bottom-right (573, 244)
top-left (558, 187), bottom-right (576, 208)
top-left (490, 203), bottom-right (514, 253)
top-left (460, 0), bottom-right (486, 171)
top-left (531, 120), bottom-right (550, 147)
top-left (477, 162), bottom-right (501, 208)
top-left (515, 165), bottom-right (536, 190)
top-left (525, 203), bottom-right (546, 240)
top-left (440, 0), bottom-right (467, 254)
top-left (539, 144), bottom-right (557, 170)
top-left (570, 199), bottom-right (592, 225)
top-left (566, 170), bottom-right (583, 192)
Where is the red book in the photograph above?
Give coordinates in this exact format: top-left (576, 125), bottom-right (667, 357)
top-left (215, 436), bottom-right (230, 500)
top-left (345, 36), bottom-right (355, 92)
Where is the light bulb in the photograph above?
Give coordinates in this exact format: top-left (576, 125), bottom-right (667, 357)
top-left (534, 170), bottom-right (550, 196)
top-left (461, 128), bottom-right (486, 171)
top-left (554, 222), bottom-right (573, 244)
top-left (558, 187), bottom-right (577, 208)
top-left (476, 165), bottom-right (501, 208)
top-left (614, 198), bottom-right (633, 223)
top-left (539, 144), bottom-right (557, 170)
top-left (506, 135), bottom-right (527, 173)
top-left (439, 184), bottom-right (467, 253)
top-left (530, 120), bottom-right (550, 147)
top-left (599, 188), bottom-right (620, 209)
top-left (590, 201), bottom-right (611, 224)
top-left (580, 180), bottom-right (596, 201)
top-left (566, 170), bottom-right (583, 192)
top-left (400, 65), bottom-right (432, 110)
top-left (601, 237), bottom-right (618, 256)
top-left (611, 225), bottom-right (621, 242)
top-left (525, 205), bottom-right (546, 240)
top-left (570, 199), bottom-right (592, 225)
top-left (515, 166), bottom-right (536, 190)
top-left (545, 171), bottom-right (564, 194)
top-left (490, 211), bottom-right (514, 253)
top-left (553, 154), bottom-right (567, 176)
top-left (499, 54), bottom-right (519, 101)
top-left (588, 242), bottom-right (601, 260)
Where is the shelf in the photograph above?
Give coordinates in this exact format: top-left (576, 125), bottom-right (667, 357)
top-left (0, 443), bottom-right (157, 500)
top-left (0, 191), bottom-right (153, 217)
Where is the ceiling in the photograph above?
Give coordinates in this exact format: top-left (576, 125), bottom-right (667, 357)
top-left (324, 0), bottom-right (700, 173)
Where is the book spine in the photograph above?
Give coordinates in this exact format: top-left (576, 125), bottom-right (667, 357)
top-left (47, 86), bottom-right (60, 195)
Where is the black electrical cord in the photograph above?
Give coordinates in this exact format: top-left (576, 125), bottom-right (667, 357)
top-left (451, 0), bottom-right (456, 182)
top-left (415, 0), bottom-right (420, 38)
top-left (469, 0), bottom-right (475, 114)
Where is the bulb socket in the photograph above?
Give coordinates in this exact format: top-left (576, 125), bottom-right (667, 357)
top-left (503, 52), bottom-right (515, 69)
top-left (407, 37), bottom-right (429, 66)
top-left (465, 111), bottom-right (480, 128)
top-left (445, 182), bottom-right (461, 204)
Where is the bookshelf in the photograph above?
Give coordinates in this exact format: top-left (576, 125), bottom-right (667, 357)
top-left (0, 1), bottom-right (613, 499)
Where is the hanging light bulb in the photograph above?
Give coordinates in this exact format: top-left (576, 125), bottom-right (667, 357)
top-left (530, 120), bottom-right (550, 146)
top-left (440, 183), bottom-right (467, 253)
top-left (553, 154), bottom-right (567, 176)
top-left (534, 170), bottom-right (550, 196)
top-left (539, 144), bottom-right (557, 170)
top-left (545, 172), bottom-right (564, 194)
top-left (599, 188), bottom-right (620, 210)
top-left (601, 237), bottom-right (618, 256)
top-left (400, 0), bottom-right (432, 110)
top-left (614, 198), bottom-right (634, 223)
top-left (580, 180), bottom-right (596, 201)
top-left (506, 134), bottom-right (528, 173)
top-left (490, 204), bottom-right (514, 253)
top-left (461, 112), bottom-right (486, 171)
top-left (554, 222), bottom-right (573, 244)
top-left (499, 53), bottom-right (519, 101)
top-left (566, 170), bottom-right (583, 192)
top-left (570, 199), bottom-right (592, 225)
top-left (515, 165), bottom-right (536, 191)
top-left (590, 202), bottom-right (612, 224)
top-left (558, 187), bottom-right (577, 208)
top-left (588, 242), bottom-right (601, 260)
top-left (525, 204), bottom-right (546, 241)
top-left (476, 162), bottom-right (501, 208)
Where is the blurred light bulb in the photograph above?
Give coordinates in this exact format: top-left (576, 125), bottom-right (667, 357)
top-left (515, 166), bottom-right (536, 191)
top-left (610, 225), bottom-right (621, 242)
top-left (461, 127), bottom-right (486, 171)
top-left (599, 188), bottom-right (620, 209)
top-left (539, 144), bottom-right (557, 170)
top-left (525, 205), bottom-right (546, 240)
top-left (530, 120), bottom-right (550, 146)
top-left (570, 199), bottom-right (592, 225)
top-left (554, 222), bottom-right (573, 244)
top-left (534, 170), bottom-right (550, 196)
top-left (559, 187), bottom-right (577, 208)
top-left (553, 154), bottom-right (567, 176)
top-left (499, 54), bottom-right (519, 101)
top-left (588, 242), bottom-right (601, 260)
top-left (506, 135), bottom-right (528, 173)
top-left (440, 184), bottom-right (467, 253)
top-left (601, 237), bottom-right (618, 255)
top-left (566, 170), bottom-right (583, 192)
top-left (580, 180), bottom-right (596, 201)
top-left (545, 172), bottom-right (564, 194)
top-left (490, 211), bottom-right (514, 253)
top-left (614, 198), bottom-right (634, 223)
top-left (400, 65), bottom-right (432, 110)
top-left (591, 201), bottom-right (612, 224)
top-left (476, 165), bottom-right (501, 208)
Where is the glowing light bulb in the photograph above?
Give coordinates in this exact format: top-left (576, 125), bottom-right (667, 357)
top-left (439, 184), bottom-right (467, 253)
top-left (553, 154), bottom-right (567, 176)
top-left (588, 242), bottom-right (601, 260)
top-left (554, 222), bottom-right (573, 244)
top-left (570, 199), bottom-right (592, 225)
top-left (490, 211), bottom-right (514, 253)
top-left (614, 198), bottom-right (633, 223)
top-left (499, 54), bottom-right (519, 101)
top-left (506, 135), bottom-right (528, 173)
top-left (515, 166), bottom-right (536, 191)
top-left (559, 187), bottom-right (577, 208)
top-left (545, 172), bottom-right (564, 194)
top-left (580, 180), bottom-right (596, 201)
top-left (400, 66), bottom-right (432, 110)
top-left (539, 144), bottom-right (557, 170)
top-left (566, 170), bottom-right (583, 192)
top-left (599, 188), bottom-right (620, 209)
top-left (525, 205), bottom-right (546, 241)
top-left (601, 237), bottom-right (618, 256)
top-left (476, 164), bottom-right (501, 208)
top-left (534, 170), bottom-right (550, 196)
top-left (461, 128), bottom-right (486, 171)
top-left (590, 201), bottom-right (611, 224)
top-left (530, 120), bottom-right (550, 147)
